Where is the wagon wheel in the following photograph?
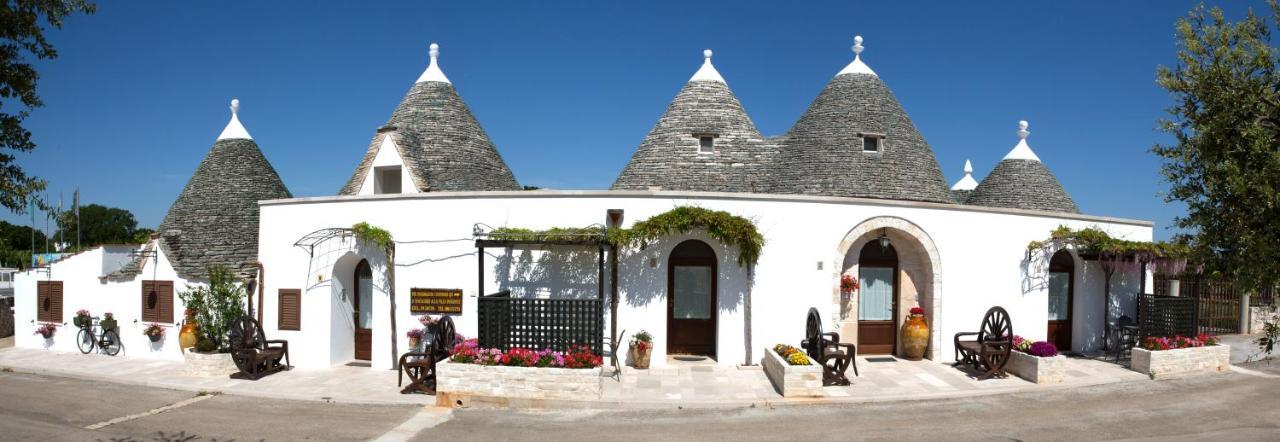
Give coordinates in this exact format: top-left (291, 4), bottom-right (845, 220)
top-left (979, 306), bottom-right (1013, 372)
top-left (227, 316), bottom-right (262, 378)
top-left (803, 308), bottom-right (822, 359)
top-left (434, 316), bottom-right (456, 355)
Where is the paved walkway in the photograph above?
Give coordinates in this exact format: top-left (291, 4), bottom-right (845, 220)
top-left (0, 346), bottom-right (1152, 410)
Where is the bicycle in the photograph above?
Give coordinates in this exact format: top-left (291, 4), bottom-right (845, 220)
top-left (76, 317), bottom-right (122, 356)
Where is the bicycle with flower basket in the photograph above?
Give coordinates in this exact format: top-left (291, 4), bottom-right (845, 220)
top-left (76, 312), bottom-right (122, 356)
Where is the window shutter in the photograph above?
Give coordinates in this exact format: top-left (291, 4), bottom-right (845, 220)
top-left (159, 281), bottom-right (174, 323)
top-left (48, 281), bottom-right (63, 323)
top-left (142, 280), bottom-right (175, 323)
top-left (279, 289), bottom-right (301, 331)
top-left (36, 281), bottom-right (50, 322)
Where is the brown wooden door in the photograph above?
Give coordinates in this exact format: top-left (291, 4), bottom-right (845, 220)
top-left (1047, 251), bottom-right (1074, 351)
top-left (667, 240), bottom-right (717, 358)
top-left (353, 260), bottom-right (373, 361)
top-left (858, 244), bottom-right (898, 355)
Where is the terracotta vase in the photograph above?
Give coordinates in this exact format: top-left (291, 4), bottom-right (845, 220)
top-left (630, 343), bottom-right (652, 369)
top-left (178, 322), bottom-right (199, 350)
top-left (901, 314), bottom-right (930, 361)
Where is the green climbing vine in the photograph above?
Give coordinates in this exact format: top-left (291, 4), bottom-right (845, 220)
top-left (1026, 226), bottom-right (1189, 261)
top-left (351, 221), bottom-right (400, 367)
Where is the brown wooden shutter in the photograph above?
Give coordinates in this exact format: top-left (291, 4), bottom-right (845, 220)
top-left (38, 281), bottom-right (63, 323)
top-left (142, 280), bottom-right (175, 323)
top-left (278, 289), bottom-right (301, 331)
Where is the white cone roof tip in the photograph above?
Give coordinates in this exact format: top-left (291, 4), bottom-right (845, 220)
top-left (416, 43), bottom-right (452, 84)
top-left (951, 159), bottom-right (979, 190)
top-left (216, 98), bottom-right (252, 140)
top-left (837, 35), bottom-right (877, 77)
top-left (1003, 120), bottom-right (1042, 161)
top-left (689, 49), bottom-right (726, 83)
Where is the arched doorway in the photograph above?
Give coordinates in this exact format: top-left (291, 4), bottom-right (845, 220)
top-left (858, 242), bottom-right (898, 354)
top-left (667, 240), bottom-right (717, 358)
top-left (353, 260), bottom-right (373, 361)
top-left (1047, 250), bottom-right (1075, 351)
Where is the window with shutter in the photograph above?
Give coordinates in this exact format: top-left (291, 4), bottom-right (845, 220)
top-left (279, 289), bottom-right (301, 331)
top-left (142, 280), bottom-right (175, 323)
top-left (37, 281), bottom-right (63, 323)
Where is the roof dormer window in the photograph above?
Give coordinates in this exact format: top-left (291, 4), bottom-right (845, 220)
top-left (860, 133), bottom-right (885, 153)
top-left (374, 166), bottom-right (402, 194)
top-left (697, 135), bottom-right (716, 154)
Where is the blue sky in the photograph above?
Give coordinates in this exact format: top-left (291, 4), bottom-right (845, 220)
top-left (8, 1), bottom-right (1271, 240)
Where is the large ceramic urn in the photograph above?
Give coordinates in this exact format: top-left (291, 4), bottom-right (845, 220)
top-left (178, 321), bottom-right (199, 350)
top-left (901, 314), bottom-right (930, 361)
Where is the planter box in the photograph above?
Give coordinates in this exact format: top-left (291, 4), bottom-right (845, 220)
top-left (1006, 351), bottom-right (1066, 384)
top-left (1130, 345), bottom-right (1230, 380)
top-left (436, 360), bottom-right (602, 406)
top-left (182, 348), bottom-right (237, 377)
top-left (762, 347), bottom-right (823, 397)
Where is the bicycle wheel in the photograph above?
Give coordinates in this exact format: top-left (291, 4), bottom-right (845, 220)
top-left (101, 330), bottom-right (122, 356)
top-left (76, 328), bottom-right (94, 354)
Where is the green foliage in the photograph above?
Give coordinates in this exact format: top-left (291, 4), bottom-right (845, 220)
top-left (488, 226), bottom-right (606, 243)
top-left (1027, 226), bottom-right (1189, 261)
top-left (0, 0), bottom-right (96, 212)
top-left (54, 204), bottom-right (143, 245)
top-left (132, 228), bottom-right (154, 244)
top-left (178, 265), bottom-right (245, 353)
top-left (351, 222), bottom-right (393, 251)
top-left (1153, 2), bottom-right (1280, 291)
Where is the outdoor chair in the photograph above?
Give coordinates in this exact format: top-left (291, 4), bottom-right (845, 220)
top-left (399, 316), bottom-right (456, 395)
top-left (800, 307), bottom-right (857, 386)
top-left (227, 316), bottom-right (290, 380)
top-left (602, 329), bottom-right (626, 381)
top-left (953, 306), bottom-right (1013, 380)
top-left (1109, 315), bottom-right (1139, 362)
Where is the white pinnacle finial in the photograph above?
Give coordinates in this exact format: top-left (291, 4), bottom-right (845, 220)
top-left (951, 159), bottom-right (979, 190)
top-left (838, 35), bottom-right (877, 77)
top-left (1004, 119), bottom-right (1041, 161)
top-left (690, 48), bottom-right (726, 83)
top-left (964, 159), bottom-right (973, 174)
top-left (217, 98), bottom-right (252, 140)
top-left (416, 42), bottom-right (452, 84)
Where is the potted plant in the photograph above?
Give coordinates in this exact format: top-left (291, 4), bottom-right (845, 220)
top-left (34, 323), bottom-right (57, 339)
top-left (901, 306), bottom-right (929, 360)
top-left (406, 328), bottom-right (425, 350)
top-left (629, 330), bottom-right (653, 369)
top-left (840, 274), bottom-right (860, 294)
top-left (100, 312), bottom-right (117, 332)
top-left (74, 309), bottom-right (91, 328)
top-left (143, 323), bottom-right (165, 342)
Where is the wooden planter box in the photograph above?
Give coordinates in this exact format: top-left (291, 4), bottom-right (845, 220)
top-left (762, 347), bottom-right (823, 397)
top-left (436, 360), bottom-right (603, 407)
top-left (1130, 344), bottom-right (1230, 380)
top-left (182, 348), bottom-right (237, 377)
top-left (1006, 351), bottom-right (1066, 384)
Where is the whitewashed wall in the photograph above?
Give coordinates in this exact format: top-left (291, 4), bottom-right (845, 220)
top-left (13, 243), bottom-right (195, 360)
top-left (256, 191), bottom-right (1153, 369)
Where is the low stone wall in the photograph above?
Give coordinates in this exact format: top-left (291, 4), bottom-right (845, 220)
top-left (182, 349), bottom-right (237, 377)
top-left (0, 297), bottom-right (13, 338)
top-left (1005, 351), bottom-right (1066, 384)
top-left (436, 360), bottom-right (603, 407)
top-left (1249, 306), bottom-right (1278, 334)
top-left (1130, 345), bottom-right (1230, 380)
top-left (762, 347), bottom-right (823, 397)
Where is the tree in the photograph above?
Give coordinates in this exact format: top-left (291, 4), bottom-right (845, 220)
top-left (54, 203), bottom-right (141, 246)
top-left (1154, 2), bottom-right (1280, 291)
top-left (0, 1), bottom-right (95, 212)
top-left (1153, 2), bottom-right (1280, 354)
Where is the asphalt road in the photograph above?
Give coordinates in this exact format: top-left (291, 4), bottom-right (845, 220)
top-left (2, 363), bottom-right (1279, 441)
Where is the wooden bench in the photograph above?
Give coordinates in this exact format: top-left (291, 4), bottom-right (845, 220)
top-left (228, 316), bottom-right (290, 380)
top-left (399, 316), bottom-right (456, 395)
top-left (953, 306), bottom-right (1012, 380)
top-left (800, 307), bottom-right (857, 386)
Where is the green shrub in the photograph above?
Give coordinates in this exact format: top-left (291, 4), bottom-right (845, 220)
top-left (179, 265), bottom-right (245, 353)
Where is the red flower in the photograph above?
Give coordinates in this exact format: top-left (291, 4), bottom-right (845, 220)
top-left (909, 306), bottom-right (925, 316)
top-left (840, 275), bottom-right (860, 293)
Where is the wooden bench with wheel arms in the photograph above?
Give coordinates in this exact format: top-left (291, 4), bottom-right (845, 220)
top-left (800, 307), bottom-right (858, 386)
top-left (227, 316), bottom-right (290, 380)
top-left (953, 306), bottom-right (1013, 380)
top-left (399, 316), bottom-right (456, 395)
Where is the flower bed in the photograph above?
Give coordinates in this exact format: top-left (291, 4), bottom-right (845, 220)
top-left (1005, 336), bottom-right (1065, 384)
top-left (762, 344), bottom-right (822, 397)
top-left (1130, 334), bottom-right (1229, 379)
top-left (436, 340), bottom-right (604, 406)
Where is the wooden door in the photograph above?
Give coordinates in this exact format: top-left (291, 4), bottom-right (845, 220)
top-left (858, 244), bottom-right (898, 355)
top-left (667, 240), bottom-right (717, 357)
top-left (1047, 251), bottom-right (1074, 351)
top-left (353, 260), bottom-right (373, 361)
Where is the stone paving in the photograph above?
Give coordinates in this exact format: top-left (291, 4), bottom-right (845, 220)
top-left (0, 346), bottom-right (1151, 410)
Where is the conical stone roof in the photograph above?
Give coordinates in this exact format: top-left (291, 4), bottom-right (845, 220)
top-left (612, 50), bottom-right (775, 193)
top-left (967, 121), bottom-right (1079, 213)
top-left (771, 37), bottom-right (952, 203)
top-left (340, 44), bottom-right (519, 194)
top-left (158, 100), bottom-right (292, 280)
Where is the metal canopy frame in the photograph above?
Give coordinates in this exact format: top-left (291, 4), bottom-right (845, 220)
top-left (293, 228), bottom-right (354, 257)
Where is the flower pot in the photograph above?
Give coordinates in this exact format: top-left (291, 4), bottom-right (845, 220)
top-left (100, 319), bottom-right (117, 332)
top-left (178, 322), bottom-right (199, 350)
top-left (901, 314), bottom-right (929, 360)
top-left (73, 316), bottom-right (89, 328)
top-left (409, 337), bottom-right (421, 351)
top-left (630, 343), bottom-right (652, 369)
top-left (147, 333), bottom-right (163, 343)
top-left (40, 330), bottom-right (54, 339)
